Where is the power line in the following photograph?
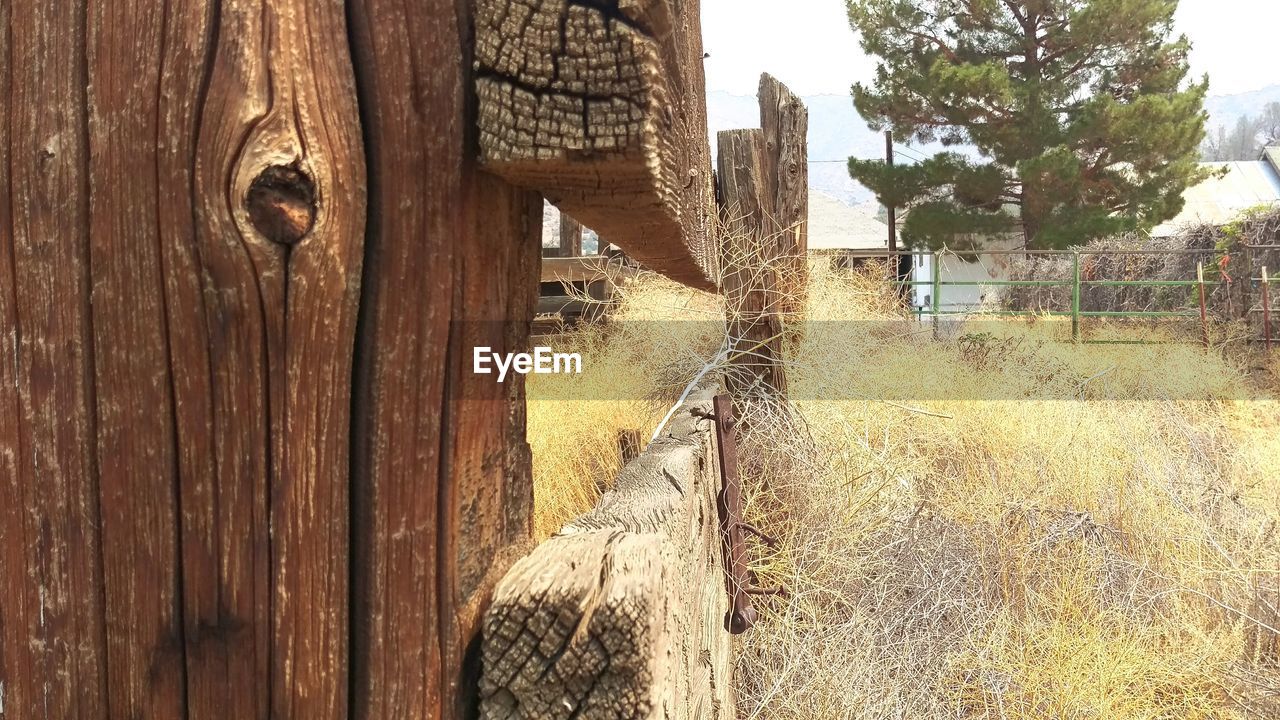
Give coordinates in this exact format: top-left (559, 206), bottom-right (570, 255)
top-left (810, 155), bottom-right (921, 164)
top-left (805, 146), bottom-right (933, 165)
top-left (894, 145), bottom-right (928, 162)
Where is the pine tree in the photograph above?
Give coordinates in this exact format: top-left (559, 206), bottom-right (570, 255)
top-left (847, 0), bottom-right (1211, 250)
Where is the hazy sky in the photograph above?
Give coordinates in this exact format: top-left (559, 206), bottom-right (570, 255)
top-left (701, 0), bottom-right (1280, 98)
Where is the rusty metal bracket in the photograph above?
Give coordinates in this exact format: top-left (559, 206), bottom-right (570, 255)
top-left (693, 394), bottom-right (778, 634)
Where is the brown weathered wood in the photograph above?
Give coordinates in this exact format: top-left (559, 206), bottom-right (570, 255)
top-left (347, 1), bottom-right (453, 716)
top-left (158, 2), bottom-right (272, 714)
top-left (193, 3), bottom-right (367, 718)
top-left (560, 213), bottom-right (584, 258)
top-left (86, 0), bottom-right (186, 715)
top-left (481, 384), bottom-right (733, 719)
top-left (542, 256), bottom-right (637, 286)
top-left (718, 130), bottom-right (769, 244)
top-left (474, 0), bottom-right (718, 290)
top-left (0, 2), bottom-right (110, 717)
top-left (441, 171), bottom-right (542, 718)
top-left (758, 73), bottom-right (809, 318)
top-left (717, 129), bottom-right (788, 397)
top-left (6, 1), bottom-right (544, 718)
top-left (348, 1), bottom-right (541, 718)
top-left (715, 76), bottom-right (810, 396)
top-left (5, 1), bottom-right (366, 719)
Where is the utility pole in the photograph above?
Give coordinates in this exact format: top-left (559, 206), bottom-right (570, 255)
top-left (885, 130), bottom-right (897, 252)
top-left (885, 130), bottom-right (911, 300)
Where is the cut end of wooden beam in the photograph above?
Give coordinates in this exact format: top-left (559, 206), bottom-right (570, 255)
top-left (480, 384), bottom-right (732, 719)
top-left (475, 0), bottom-right (717, 291)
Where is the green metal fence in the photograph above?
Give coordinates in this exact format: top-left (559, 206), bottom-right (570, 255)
top-left (877, 248), bottom-right (1262, 346)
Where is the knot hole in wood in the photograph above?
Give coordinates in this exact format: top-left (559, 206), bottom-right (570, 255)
top-left (246, 164), bottom-right (317, 245)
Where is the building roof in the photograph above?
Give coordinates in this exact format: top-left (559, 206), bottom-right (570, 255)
top-left (807, 191), bottom-right (890, 251)
top-left (1263, 146), bottom-right (1280, 173)
top-left (1151, 154), bottom-right (1280, 237)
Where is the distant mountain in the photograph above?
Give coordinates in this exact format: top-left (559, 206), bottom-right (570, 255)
top-left (1205, 85), bottom-right (1280, 129)
top-left (708, 85), bottom-right (1280, 208)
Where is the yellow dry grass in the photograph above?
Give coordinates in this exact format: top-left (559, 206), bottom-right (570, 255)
top-left (525, 275), bottom-right (724, 537)
top-left (526, 261), bottom-right (1280, 718)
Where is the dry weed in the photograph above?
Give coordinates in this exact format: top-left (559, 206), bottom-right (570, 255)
top-left (526, 259), bottom-right (1280, 718)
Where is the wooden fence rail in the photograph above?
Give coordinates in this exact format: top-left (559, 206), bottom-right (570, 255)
top-left (474, 0), bottom-right (719, 290)
top-left (480, 384), bottom-right (732, 720)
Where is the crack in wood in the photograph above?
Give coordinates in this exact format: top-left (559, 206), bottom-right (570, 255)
top-left (474, 0), bottom-right (717, 290)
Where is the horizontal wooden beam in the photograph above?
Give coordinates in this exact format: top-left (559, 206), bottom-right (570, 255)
top-left (480, 384), bottom-right (732, 719)
top-left (541, 256), bottom-right (636, 285)
top-left (475, 0), bottom-right (718, 291)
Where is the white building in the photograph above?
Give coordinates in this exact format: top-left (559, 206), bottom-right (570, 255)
top-left (1151, 149), bottom-right (1280, 237)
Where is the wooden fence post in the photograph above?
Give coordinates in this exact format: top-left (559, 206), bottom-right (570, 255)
top-left (5, 1), bottom-right (368, 718)
top-left (2, 3), bottom-right (110, 716)
top-left (759, 73), bottom-right (809, 320)
top-left (347, 1), bottom-right (541, 718)
top-left (561, 213), bottom-right (584, 257)
top-left (3, 1), bottom-right (541, 719)
top-left (714, 75), bottom-right (809, 400)
top-left (718, 128), bottom-right (789, 398)
top-left (3, 0), bottom-right (720, 718)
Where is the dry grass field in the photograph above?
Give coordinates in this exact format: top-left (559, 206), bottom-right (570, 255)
top-left (526, 262), bottom-right (1280, 719)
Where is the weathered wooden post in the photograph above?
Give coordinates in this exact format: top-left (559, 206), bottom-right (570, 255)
top-left (561, 213), bottom-right (584, 257)
top-left (759, 73), bottom-right (810, 320)
top-left (3, 1), bottom-right (542, 719)
top-left (3, 0), bottom-right (376, 717)
top-left (3, 0), bottom-right (722, 717)
top-left (718, 128), bottom-right (790, 397)
top-left (714, 74), bottom-right (810, 400)
top-left (347, 2), bottom-right (543, 717)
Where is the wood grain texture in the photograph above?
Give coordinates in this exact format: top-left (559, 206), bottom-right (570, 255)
top-left (348, 0), bottom-right (540, 717)
top-left (559, 214), bottom-right (583, 258)
top-left (758, 74), bottom-right (808, 256)
top-left (85, 0), bottom-right (187, 713)
top-left (474, 0), bottom-right (717, 290)
top-left (186, 1), bottom-right (367, 717)
top-left (758, 73), bottom-right (809, 322)
top-left (0, 2), bottom-right (110, 718)
top-left (480, 384), bottom-right (732, 720)
top-left (4, 0), bottom-right (365, 718)
top-left (151, 2), bottom-right (272, 717)
top-left (440, 171), bottom-right (542, 718)
top-left (717, 129), bottom-right (788, 397)
top-left (219, 3), bottom-right (365, 717)
top-left (346, 0), bottom-right (457, 715)
top-left (5, 1), bottom-right (545, 718)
